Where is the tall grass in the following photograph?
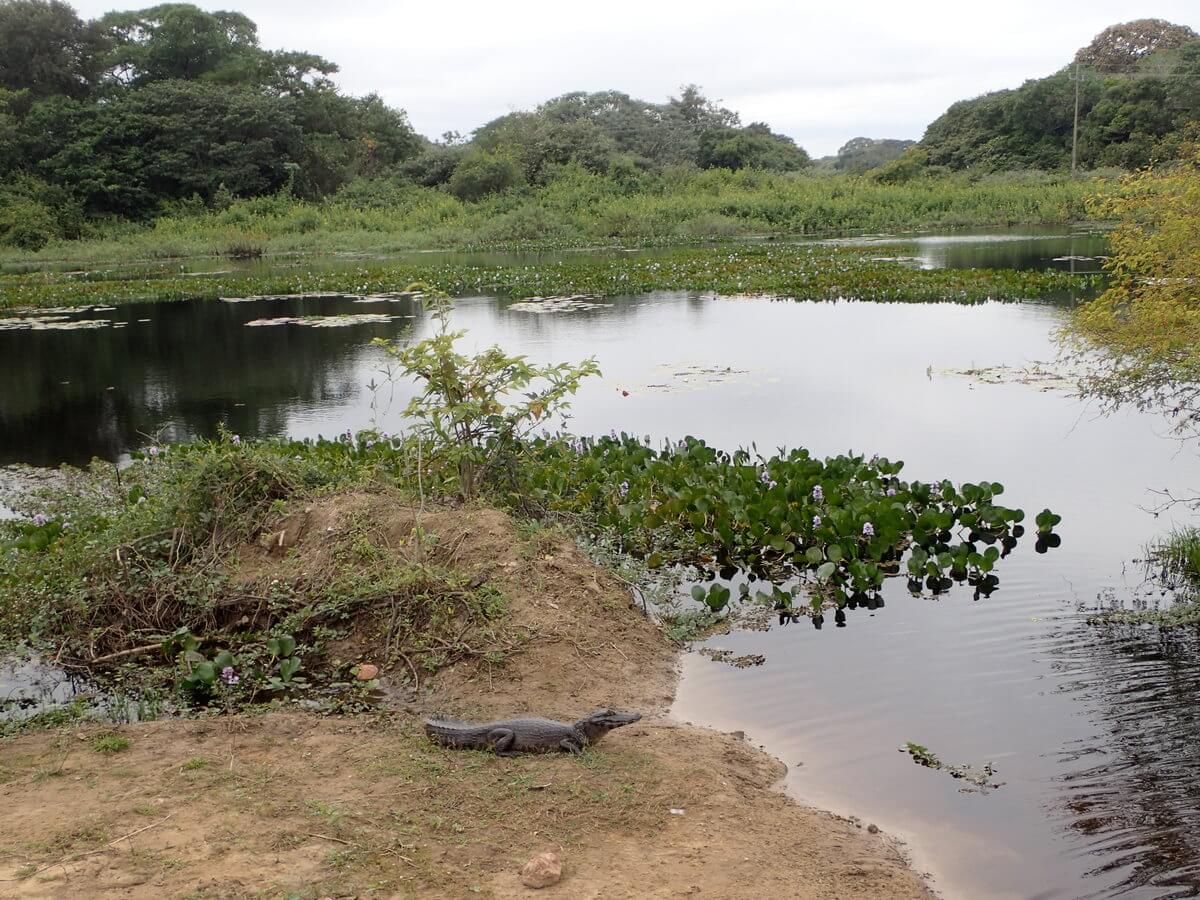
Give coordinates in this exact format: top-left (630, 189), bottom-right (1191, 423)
top-left (2, 167), bottom-right (1107, 267)
top-left (1148, 527), bottom-right (1200, 585)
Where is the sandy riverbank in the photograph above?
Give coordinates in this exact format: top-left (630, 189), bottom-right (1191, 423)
top-left (0, 499), bottom-right (932, 898)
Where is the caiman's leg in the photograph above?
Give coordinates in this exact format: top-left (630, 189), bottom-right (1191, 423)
top-left (559, 737), bottom-right (584, 754)
top-left (488, 728), bottom-right (518, 756)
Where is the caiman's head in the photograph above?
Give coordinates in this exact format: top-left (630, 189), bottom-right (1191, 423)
top-left (576, 708), bottom-right (642, 744)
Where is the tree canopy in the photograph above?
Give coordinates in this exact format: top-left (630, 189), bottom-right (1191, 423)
top-left (0, 0), bottom-right (421, 234)
top-left (920, 20), bottom-right (1200, 171)
top-left (1075, 18), bottom-right (1199, 72)
top-left (467, 87), bottom-right (809, 185)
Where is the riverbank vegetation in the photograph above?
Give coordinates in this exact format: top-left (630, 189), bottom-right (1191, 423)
top-left (5, 3), bottom-right (1195, 264)
top-left (1064, 148), bottom-right (1200, 628)
top-left (1065, 147), bottom-right (1200, 433)
top-left (2, 166), bottom-right (1101, 265)
top-left (0, 295), bottom-right (1058, 703)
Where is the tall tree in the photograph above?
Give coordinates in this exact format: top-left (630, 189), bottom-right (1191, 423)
top-left (0, 0), bottom-right (107, 99)
top-left (37, 79), bottom-right (301, 216)
top-left (98, 3), bottom-right (261, 85)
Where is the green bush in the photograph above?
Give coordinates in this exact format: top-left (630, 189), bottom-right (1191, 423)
top-left (0, 195), bottom-right (59, 250)
top-left (448, 150), bottom-right (523, 201)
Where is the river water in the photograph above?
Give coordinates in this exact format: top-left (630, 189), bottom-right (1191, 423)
top-left (5, 228), bottom-right (1199, 898)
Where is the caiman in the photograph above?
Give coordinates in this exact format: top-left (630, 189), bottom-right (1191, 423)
top-left (424, 708), bottom-right (642, 755)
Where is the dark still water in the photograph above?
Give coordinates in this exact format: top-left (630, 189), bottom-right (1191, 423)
top-left (3, 234), bottom-right (1198, 899)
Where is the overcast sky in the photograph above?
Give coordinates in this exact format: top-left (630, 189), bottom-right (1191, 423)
top-left (71, 0), bottom-right (1200, 157)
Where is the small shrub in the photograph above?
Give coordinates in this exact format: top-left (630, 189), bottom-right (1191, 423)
top-left (92, 734), bottom-right (132, 754)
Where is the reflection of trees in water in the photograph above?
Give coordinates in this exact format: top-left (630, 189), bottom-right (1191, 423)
top-left (0, 296), bottom-right (418, 466)
top-left (1045, 615), bottom-right (1200, 897)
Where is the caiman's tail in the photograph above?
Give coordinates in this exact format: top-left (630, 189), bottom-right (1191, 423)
top-left (423, 716), bottom-right (483, 748)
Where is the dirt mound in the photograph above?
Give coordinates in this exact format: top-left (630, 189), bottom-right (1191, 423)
top-left (235, 494), bottom-right (677, 717)
top-left (0, 496), bottom-right (931, 898)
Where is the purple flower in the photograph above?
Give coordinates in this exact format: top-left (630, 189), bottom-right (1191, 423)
top-left (870, 453), bottom-right (879, 465)
top-left (930, 483), bottom-right (941, 498)
top-left (862, 522), bottom-right (875, 537)
top-left (148, 446), bottom-right (159, 457)
top-left (220, 666), bottom-right (239, 686)
top-left (231, 434), bottom-right (241, 445)
top-left (365, 439), bottom-right (375, 449)
top-left (886, 487), bottom-right (897, 497)
top-left (33, 513), bottom-right (47, 527)
top-left (812, 485), bottom-right (824, 502)
top-left (618, 481), bottom-right (629, 498)
top-left (812, 515), bottom-right (821, 528)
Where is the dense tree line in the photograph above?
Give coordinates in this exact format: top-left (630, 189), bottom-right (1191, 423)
top-left (0, 1), bottom-right (811, 249)
top-left (400, 87), bottom-right (810, 197)
top-left (0, 0), bottom-right (422, 246)
top-left (919, 19), bottom-right (1200, 172)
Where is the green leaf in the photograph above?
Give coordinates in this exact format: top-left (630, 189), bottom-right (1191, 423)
top-left (816, 561), bottom-right (837, 582)
top-left (279, 656), bottom-right (302, 682)
top-left (193, 661), bottom-right (216, 685)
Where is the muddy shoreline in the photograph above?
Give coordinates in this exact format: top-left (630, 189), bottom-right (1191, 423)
top-left (0, 499), bottom-right (933, 898)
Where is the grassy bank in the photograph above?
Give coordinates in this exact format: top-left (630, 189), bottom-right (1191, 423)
top-left (4, 168), bottom-right (1104, 268)
top-left (0, 244), bottom-right (1098, 311)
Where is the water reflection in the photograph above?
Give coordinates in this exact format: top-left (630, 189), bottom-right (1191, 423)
top-left (1045, 606), bottom-right (1200, 898)
top-left (827, 225), bottom-right (1109, 273)
top-left (0, 295), bottom-right (420, 467)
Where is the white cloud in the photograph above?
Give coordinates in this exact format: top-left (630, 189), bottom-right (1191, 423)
top-left (69, 0), bottom-right (1200, 156)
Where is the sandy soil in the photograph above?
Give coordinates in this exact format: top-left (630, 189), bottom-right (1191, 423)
top-left (0, 498), bottom-right (932, 899)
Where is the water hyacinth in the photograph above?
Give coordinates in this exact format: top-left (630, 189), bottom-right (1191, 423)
top-left (148, 446), bottom-right (159, 457)
top-left (32, 513), bottom-right (47, 527)
top-left (231, 434), bottom-right (241, 445)
top-left (521, 433), bottom-right (1055, 606)
top-left (220, 666), bottom-right (239, 686)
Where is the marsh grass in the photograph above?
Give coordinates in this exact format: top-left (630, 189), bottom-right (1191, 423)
top-left (1148, 527), bottom-right (1200, 585)
top-left (2, 168), bottom-right (1104, 269)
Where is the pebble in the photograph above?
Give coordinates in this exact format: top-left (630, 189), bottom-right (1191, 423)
top-left (355, 664), bottom-right (380, 681)
top-left (520, 851), bottom-right (562, 889)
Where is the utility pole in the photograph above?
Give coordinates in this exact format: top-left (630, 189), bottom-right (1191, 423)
top-left (1071, 61), bottom-right (1080, 177)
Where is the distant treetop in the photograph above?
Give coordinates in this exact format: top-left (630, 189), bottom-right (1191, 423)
top-left (1075, 18), bottom-right (1199, 72)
